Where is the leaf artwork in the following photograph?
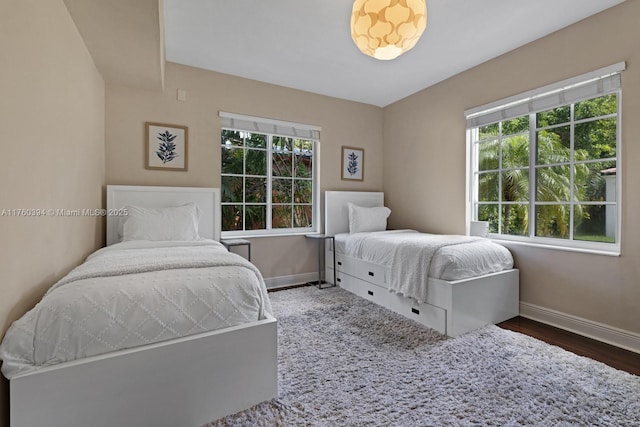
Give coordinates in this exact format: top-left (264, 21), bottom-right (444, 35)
top-left (155, 130), bottom-right (179, 164)
top-left (347, 152), bottom-right (359, 176)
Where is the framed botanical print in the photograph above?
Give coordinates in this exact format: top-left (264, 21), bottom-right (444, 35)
top-left (341, 146), bottom-right (364, 181)
top-left (145, 122), bottom-right (188, 171)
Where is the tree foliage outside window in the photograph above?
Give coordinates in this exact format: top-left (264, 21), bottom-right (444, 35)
top-left (221, 129), bottom-right (315, 234)
top-left (472, 93), bottom-right (619, 248)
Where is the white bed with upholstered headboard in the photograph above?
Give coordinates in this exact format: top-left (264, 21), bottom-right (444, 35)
top-left (106, 184), bottom-right (221, 245)
top-left (1, 185), bottom-right (277, 427)
top-left (325, 191), bottom-right (519, 337)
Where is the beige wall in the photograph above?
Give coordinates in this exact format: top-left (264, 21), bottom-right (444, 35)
top-left (106, 62), bottom-right (384, 278)
top-left (0, 0), bottom-right (106, 424)
top-left (383, 1), bottom-right (640, 334)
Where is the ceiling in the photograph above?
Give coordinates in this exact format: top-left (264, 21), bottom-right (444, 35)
top-left (64, 0), bottom-right (165, 90)
top-left (163, 0), bottom-right (624, 107)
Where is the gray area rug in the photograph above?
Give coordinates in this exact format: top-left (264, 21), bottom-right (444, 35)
top-left (207, 286), bottom-right (640, 426)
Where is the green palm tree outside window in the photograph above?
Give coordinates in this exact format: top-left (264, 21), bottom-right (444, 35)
top-left (474, 93), bottom-right (617, 244)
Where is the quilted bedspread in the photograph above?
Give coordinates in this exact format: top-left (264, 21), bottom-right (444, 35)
top-left (0, 240), bottom-right (272, 379)
top-left (340, 230), bottom-right (513, 303)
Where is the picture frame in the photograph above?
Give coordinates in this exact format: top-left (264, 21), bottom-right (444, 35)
top-left (341, 146), bottom-right (364, 181)
top-left (145, 122), bottom-right (188, 171)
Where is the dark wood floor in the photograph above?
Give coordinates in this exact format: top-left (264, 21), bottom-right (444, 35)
top-left (498, 316), bottom-right (640, 376)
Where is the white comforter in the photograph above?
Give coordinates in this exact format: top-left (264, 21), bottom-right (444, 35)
top-left (337, 230), bottom-right (514, 303)
top-left (0, 240), bottom-right (272, 379)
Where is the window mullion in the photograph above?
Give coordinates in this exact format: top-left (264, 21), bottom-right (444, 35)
top-left (266, 135), bottom-right (273, 230)
top-left (569, 103), bottom-right (575, 241)
top-left (497, 122), bottom-right (502, 235)
top-left (242, 135), bottom-right (247, 232)
top-left (528, 113), bottom-right (536, 238)
top-left (470, 129), bottom-right (479, 221)
top-left (616, 90), bottom-right (622, 245)
top-left (290, 142), bottom-right (295, 228)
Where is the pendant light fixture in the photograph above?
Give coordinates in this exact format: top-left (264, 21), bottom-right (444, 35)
top-left (351, 0), bottom-right (427, 61)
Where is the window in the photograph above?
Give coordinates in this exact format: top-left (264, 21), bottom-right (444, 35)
top-left (220, 112), bottom-right (320, 236)
top-left (466, 63), bottom-right (624, 254)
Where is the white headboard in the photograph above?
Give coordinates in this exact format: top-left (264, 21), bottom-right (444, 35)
top-left (106, 185), bottom-right (221, 245)
top-left (325, 191), bottom-right (384, 236)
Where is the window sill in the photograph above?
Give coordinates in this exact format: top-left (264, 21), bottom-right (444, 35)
top-left (221, 230), bottom-right (318, 239)
top-left (490, 237), bottom-right (621, 257)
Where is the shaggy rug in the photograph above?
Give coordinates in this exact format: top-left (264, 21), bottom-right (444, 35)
top-left (206, 286), bottom-right (640, 426)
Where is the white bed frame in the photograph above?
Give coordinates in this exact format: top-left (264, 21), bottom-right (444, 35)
top-left (106, 184), bottom-right (221, 245)
top-left (9, 185), bottom-right (278, 427)
top-left (324, 191), bottom-right (519, 337)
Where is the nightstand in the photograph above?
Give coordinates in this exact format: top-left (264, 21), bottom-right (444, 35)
top-left (305, 234), bottom-right (336, 289)
top-left (221, 238), bottom-right (251, 261)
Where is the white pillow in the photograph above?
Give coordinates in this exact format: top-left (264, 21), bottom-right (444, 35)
top-left (348, 203), bottom-right (391, 234)
top-left (122, 203), bottom-right (200, 241)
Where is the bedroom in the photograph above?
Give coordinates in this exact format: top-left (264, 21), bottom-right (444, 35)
top-left (1, 0), bottom-right (639, 425)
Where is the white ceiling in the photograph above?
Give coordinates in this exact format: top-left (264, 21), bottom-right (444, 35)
top-left (163, 0), bottom-right (624, 107)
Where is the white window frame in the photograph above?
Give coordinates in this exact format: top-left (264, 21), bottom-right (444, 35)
top-left (465, 63), bottom-right (624, 256)
top-left (220, 112), bottom-right (321, 238)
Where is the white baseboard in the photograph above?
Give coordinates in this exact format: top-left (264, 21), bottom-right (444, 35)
top-left (264, 273), bottom-right (319, 290)
top-left (519, 302), bottom-right (640, 354)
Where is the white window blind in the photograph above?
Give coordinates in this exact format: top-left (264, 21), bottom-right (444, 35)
top-left (465, 62), bottom-right (625, 128)
top-left (219, 112), bottom-right (321, 141)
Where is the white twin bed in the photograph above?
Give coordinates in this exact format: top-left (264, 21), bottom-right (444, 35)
top-left (0, 185), bottom-right (277, 427)
top-left (325, 191), bottom-right (519, 337)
